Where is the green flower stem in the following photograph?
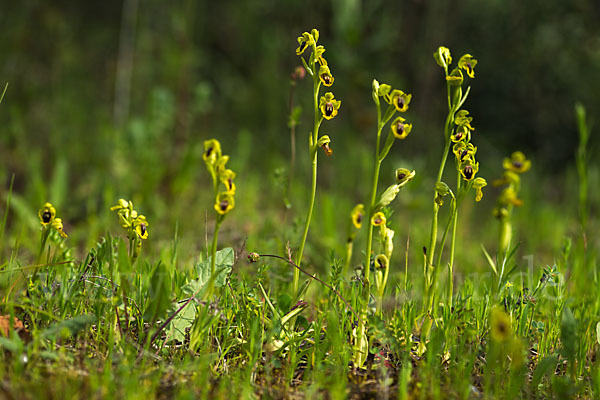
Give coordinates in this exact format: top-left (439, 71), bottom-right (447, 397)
top-left (423, 135), bottom-right (451, 312)
top-left (344, 238), bottom-right (354, 276)
top-left (447, 171), bottom-right (462, 306)
top-left (33, 227), bottom-right (52, 282)
top-left (354, 103), bottom-right (385, 367)
top-left (210, 216), bottom-right (223, 276)
top-left (423, 82), bottom-right (454, 317)
top-left (294, 53), bottom-right (322, 296)
top-left (377, 261), bottom-right (390, 316)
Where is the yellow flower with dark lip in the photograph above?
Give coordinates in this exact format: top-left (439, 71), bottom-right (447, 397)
top-left (319, 92), bottom-right (341, 120)
top-left (395, 168), bottom-right (416, 186)
top-left (451, 125), bottom-right (471, 143)
top-left (51, 217), bottom-right (67, 238)
top-left (295, 32), bottom-right (315, 56)
top-left (503, 151), bottom-right (531, 174)
top-left (220, 169), bottom-right (236, 193)
top-left (203, 139), bottom-right (222, 166)
top-left (215, 192), bottom-right (235, 215)
top-left (38, 202), bottom-right (56, 226)
top-left (389, 90), bottom-right (411, 112)
top-left (133, 215), bottom-right (149, 239)
top-left (391, 116), bottom-right (412, 139)
top-left (351, 204), bottom-right (365, 229)
top-left (446, 68), bottom-right (464, 86)
top-left (318, 64), bottom-right (334, 87)
top-left (460, 159), bottom-right (479, 181)
top-left (371, 212), bottom-right (386, 227)
top-left (317, 135), bottom-right (333, 156)
top-left (374, 254), bottom-right (389, 270)
top-left (472, 177), bottom-right (487, 202)
top-left (458, 54), bottom-right (477, 78)
top-left (453, 141), bottom-right (477, 162)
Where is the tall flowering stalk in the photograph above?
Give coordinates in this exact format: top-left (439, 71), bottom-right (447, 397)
top-left (353, 79), bottom-right (415, 368)
top-left (110, 198), bottom-right (149, 264)
top-left (493, 151), bottom-right (531, 257)
top-left (421, 47), bottom-right (486, 349)
top-left (202, 139), bottom-right (237, 276)
top-left (293, 29), bottom-right (340, 296)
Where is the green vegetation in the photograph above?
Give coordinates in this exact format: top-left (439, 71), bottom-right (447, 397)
top-left (1, 15), bottom-right (599, 400)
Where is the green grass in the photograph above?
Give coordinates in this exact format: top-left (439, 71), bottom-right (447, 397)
top-left (1, 49), bottom-right (599, 400)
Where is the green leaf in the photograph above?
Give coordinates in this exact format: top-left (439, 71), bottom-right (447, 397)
top-left (277, 293), bottom-right (292, 313)
top-left (300, 57), bottom-right (313, 76)
top-left (481, 244), bottom-right (497, 275)
top-left (183, 248), bottom-right (234, 298)
top-left (596, 321), bottom-right (600, 345)
top-left (117, 239), bottom-right (133, 294)
top-left (41, 315), bottom-right (96, 340)
top-left (0, 82), bottom-right (7, 105)
top-left (374, 184), bottom-right (400, 211)
top-left (378, 130), bottom-right (395, 162)
top-left (435, 182), bottom-right (452, 198)
top-left (531, 355), bottom-right (558, 391)
top-left (165, 301), bottom-right (197, 344)
top-left (144, 261), bottom-right (173, 323)
top-left (560, 307), bottom-right (577, 364)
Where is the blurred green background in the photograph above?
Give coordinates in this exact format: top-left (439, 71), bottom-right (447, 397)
top-left (0, 0), bottom-right (598, 275)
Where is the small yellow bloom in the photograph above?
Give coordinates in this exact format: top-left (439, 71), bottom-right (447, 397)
top-left (374, 254), bottom-right (389, 270)
top-left (215, 154), bottom-right (230, 175)
top-left (454, 110), bottom-right (474, 130)
top-left (350, 204), bottom-right (365, 229)
top-left (316, 135), bottom-right (333, 156)
top-left (295, 32), bottom-right (315, 55)
top-left (499, 186), bottom-right (523, 207)
top-left (321, 142), bottom-right (333, 156)
top-left (395, 168), bottom-right (416, 186)
top-left (318, 64), bottom-right (334, 87)
top-left (434, 46), bottom-right (452, 69)
top-left (38, 202), bottom-right (56, 226)
top-left (451, 125), bottom-right (471, 143)
top-left (215, 192), bottom-right (235, 215)
top-left (460, 159), bottom-right (479, 181)
top-left (389, 90), bottom-right (411, 112)
top-left (110, 198), bottom-right (130, 211)
top-left (220, 169), bottom-right (236, 193)
top-left (473, 177), bottom-right (487, 202)
top-left (490, 307), bottom-right (512, 343)
top-left (453, 141), bottom-right (477, 162)
top-left (111, 199), bottom-right (135, 228)
top-left (133, 215), bottom-right (149, 239)
top-left (51, 217), bottom-right (67, 238)
top-left (391, 116), bottom-right (412, 139)
top-left (458, 54), bottom-right (477, 78)
top-left (203, 139), bottom-right (222, 166)
top-left (371, 212), bottom-right (386, 227)
top-left (314, 45), bottom-right (326, 65)
top-left (503, 151), bottom-right (531, 174)
top-left (319, 92), bottom-right (341, 120)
